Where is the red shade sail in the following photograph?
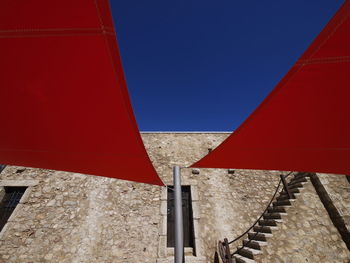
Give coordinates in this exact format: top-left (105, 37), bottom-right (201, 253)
top-left (192, 1), bottom-right (350, 175)
top-left (0, 0), bottom-right (163, 185)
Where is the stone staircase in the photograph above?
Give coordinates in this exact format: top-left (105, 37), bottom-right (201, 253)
top-left (232, 173), bottom-right (309, 263)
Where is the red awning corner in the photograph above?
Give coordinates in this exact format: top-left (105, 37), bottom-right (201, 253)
top-left (0, 0), bottom-right (163, 185)
top-left (192, 0), bottom-right (350, 176)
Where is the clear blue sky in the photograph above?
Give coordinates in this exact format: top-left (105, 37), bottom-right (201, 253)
top-left (110, 1), bottom-right (344, 131)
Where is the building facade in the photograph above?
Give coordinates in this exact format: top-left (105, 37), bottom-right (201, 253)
top-left (0, 133), bottom-right (349, 263)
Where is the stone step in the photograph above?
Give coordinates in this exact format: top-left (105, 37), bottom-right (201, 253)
top-left (280, 188), bottom-right (300, 195)
top-left (248, 231), bottom-right (272, 241)
top-left (294, 173), bottom-right (307, 179)
top-left (242, 240), bottom-right (262, 250)
top-left (288, 177), bottom-right (308, 186)
top-left (263, 212), bottom-right (282, 220)
top-left (267, 206), bottom-right (286, 213)
top-left (290, 174), bottom-right (304, 180)
top-left (289, 178), bottom-right (307, 184)
top-left (253, 225), bottom-right (272, 233)
top-left (243, 239), bottom-right (267, 250)
top-left (234, 254), bottom-right (256, 263)
top-left (258, 219), bottom-right (278, 227)
top-left (288, 183), bottom-right (304, 190)
top-left (273, 200), bottom-right (292, 207)
top-left (292, 172), bottom-right (307, 178)
top-left (237, 247), bottom-right (262, 259)
top-left (276, 193), bottom-right (296, 201)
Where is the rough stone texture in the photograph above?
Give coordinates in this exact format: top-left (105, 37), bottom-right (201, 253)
top-left (317, 173), bottom-right (350, 232)
top-left (255, 177), bottom-right (350, 263)
top-left (0, 167), bottom-right (160, 263)
top-left (0, 133), bottom-right (348, 263)
top-left (142, 133), bottom-right (284, 262)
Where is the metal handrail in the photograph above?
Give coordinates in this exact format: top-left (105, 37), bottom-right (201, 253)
top-left (216, 172), bottom-right (296, 262)
top-left (231, 172), bottom-right (294, 259)
top-left (228, 174), bottom-right (288, 245)
top-left (230, 172), bottom-right (297, 257)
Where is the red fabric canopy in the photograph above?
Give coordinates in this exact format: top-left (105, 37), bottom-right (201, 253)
top-left (192, 1), bottom-right (350, 175)
top-left (0, 0), bottom-right (163, 185)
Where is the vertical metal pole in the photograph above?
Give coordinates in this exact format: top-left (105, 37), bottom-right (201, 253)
top-left (173, 166), bottom-right (184, 263)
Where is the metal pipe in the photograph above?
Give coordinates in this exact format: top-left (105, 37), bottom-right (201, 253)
top-left (173, 166), bottom-right (184, 263)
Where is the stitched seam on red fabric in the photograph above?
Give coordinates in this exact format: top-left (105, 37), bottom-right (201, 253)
top-left (93, 0), bottom-right (149, 159)
top-left (0, 27), bottom-right (114, 32)
top-left (308, 9), bottom-right (350, 59)
top-left (93, 0), bottom-right (106, 31)
top-left (0, 32), bottom-right (115, 38)
top-left (297, 56), bottom-right (350, 65)
top-left (0, 28), bottom-right (115, 38)
top-left (92, 0), bottom-right (161, 184)
top-left (0, 148), bottom-right (146, 158)
top-left (209, 4), bottom-right (350, 151)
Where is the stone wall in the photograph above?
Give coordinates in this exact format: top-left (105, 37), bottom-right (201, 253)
top-left (317, 173), bottom-right (350, 232)
top-left (0, 167), bottom-right (161, 263)
top-left (142, 133), bottom-right (283, 262)
top-left (255, 176), bottom-right (350, 263)
top-left (0, 133), bottom-right (348, 263)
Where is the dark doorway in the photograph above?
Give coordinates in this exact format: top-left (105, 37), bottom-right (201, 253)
top-left (0, 186), bottom-right (27, 231)
top-left (167, 185), bottom-right (195, 254)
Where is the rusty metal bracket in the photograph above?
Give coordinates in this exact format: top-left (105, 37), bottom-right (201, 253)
top-left (218, 238), bottom-right (233, 263)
